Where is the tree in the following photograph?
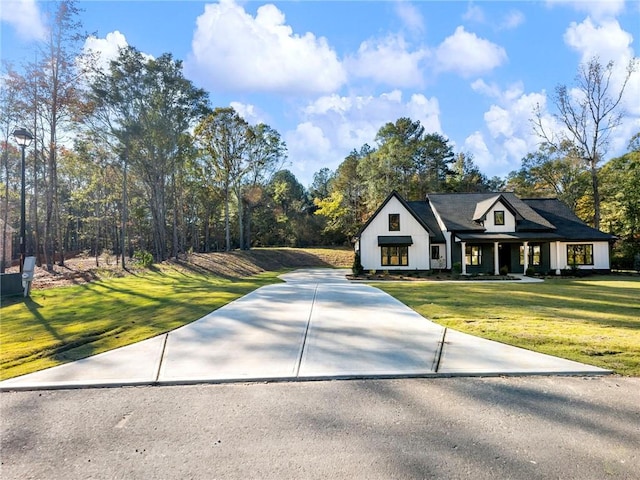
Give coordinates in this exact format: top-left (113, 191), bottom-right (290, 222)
top-left (309, 167), bottom-right (333, 200)
top-left (358, 118), bottom-right (455, 208)
top-left (506, 143), bottom-right (591, 214)
top-left (195, 108), bottom-right (248, 252)
top-left (447, 153), bottom-right (493, 193)
top-left (34, 0), bottom-right (90, 269)
top-left (242, 123), bottom-right (287, 249)
top-left (89, 47), bottom-right (209, 260)
top-left (534, 56), bottom-right (638, 228)
top-left (600, 134), bottom-right (640, 267)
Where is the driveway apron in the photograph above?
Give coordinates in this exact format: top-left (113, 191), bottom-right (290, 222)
top-left (0, 268), bottom-right (609, 390)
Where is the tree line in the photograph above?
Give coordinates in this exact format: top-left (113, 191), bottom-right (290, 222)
top-left (1, 1), bottom-right (638, 271)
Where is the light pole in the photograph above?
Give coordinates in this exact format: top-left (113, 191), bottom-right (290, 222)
top-left (12, 127), bottom-right (34, 273)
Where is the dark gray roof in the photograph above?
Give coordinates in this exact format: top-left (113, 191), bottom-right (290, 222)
top-left (427, 192), bottom-right (555, 232)
top-left (406, 200), bottom-right (446, 243)
top-left (522, 198), bottom-right (616, 241)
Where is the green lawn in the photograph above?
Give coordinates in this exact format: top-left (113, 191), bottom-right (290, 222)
top-left (0, 265), bottom-right (282, 380)
top-left (377, 276), bottom-right (640, 376)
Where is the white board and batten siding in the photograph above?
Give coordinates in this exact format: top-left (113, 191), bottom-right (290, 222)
top-left (484, 201), bottom-right (516, 233)
top-left (359, 196), bottom-right (431, 270)
top-left (551, 241), bottom-right (611, 270)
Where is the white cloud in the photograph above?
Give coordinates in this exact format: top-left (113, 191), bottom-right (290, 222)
top-left (564, 18), bottom-right (634, 64)
top-left (82, 31), bottom-right (129, 73)
top-left (463, 131), bottom-right (496, 170)
top-left (463, 5), bottom-right (485, 23)
top-left (186, 0), bottom-right (346, 95)
top-left (229, 102), bottom-right (265, 124)
top-left (0, 0), bottom-right (46, 41)
top-left (563, 17), bottom-right (639, 116)
top-left (395, 1), bottom-right (424, 34)
top-left (346, 34), bottom-right (428, 87)
top-left (499, 10), bottom-right (525, 30)
top-left (546, 0), bottom-right (625, 21)
top-left (463, 5), bottom-right (524, 31)
top-left (434, 26), bottom-right (507, 77)
top-left (285, 91), bottom-right (442, 182)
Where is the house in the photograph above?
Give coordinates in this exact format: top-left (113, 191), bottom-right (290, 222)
top-left (355, 191), bottom-right (615, 274)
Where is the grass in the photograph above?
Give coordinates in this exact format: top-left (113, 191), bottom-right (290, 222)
top-left (377, 276), bottom-right (640, 376)
top-left (0, 264), bottom-right (282, 380)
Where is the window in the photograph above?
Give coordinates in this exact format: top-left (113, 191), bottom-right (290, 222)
top-left (494, 210), bottom-right (505, 226)
top-left (567, 244), bottom-right (593, 266)
top-left (388, 213), bottom-right (400, 231)
top-left (465, 245), bottom-right (482, 266)
top-left (520, 244), bottom-right (541, 266)
top-left (381, 246), bottom-right (408, 266)
top-left (431, 245), bottom-right (440, 260)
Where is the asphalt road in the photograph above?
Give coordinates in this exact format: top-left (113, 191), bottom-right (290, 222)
top-left (2, 376), bottom-right (639, 479)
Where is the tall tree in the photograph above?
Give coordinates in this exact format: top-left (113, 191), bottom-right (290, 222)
top-left (195, 108), bottom-right (248, 252)
top-left (242, 123), bottom-right (286, 249)
top-left (506, 143), bottom-right (591, 213)
top-left (600, 134), bottom-right (640, 263)
top-left (447, 153), bottom-right (492, 193)
top-left (534, 56), bottom-right (638, 228)
top-left (35, 0), bottom-right (88, 269)
top-left (358, 118), bottom-right (455, 208)
top-left (89, 47), bottom-right (209, 260)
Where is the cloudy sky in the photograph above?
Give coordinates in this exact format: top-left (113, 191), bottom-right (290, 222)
top-left (2, 0), bottom-right (639, 186)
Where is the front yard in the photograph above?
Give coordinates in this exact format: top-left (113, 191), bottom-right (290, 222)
top-left (377, 276), bottom-right (640, 375)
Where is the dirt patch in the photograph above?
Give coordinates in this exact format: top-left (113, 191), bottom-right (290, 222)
top-left (3, 247), bottom-right (354, 291)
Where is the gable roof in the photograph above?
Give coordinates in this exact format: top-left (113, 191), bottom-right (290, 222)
top-left (472, 194), bottom-right (521, 222)
top-left (358, 191), bottom-right (444, 242)
top-left (522, 198), bottom-right (616, 241)
top-left (427, 192), bottom-right (555, 232)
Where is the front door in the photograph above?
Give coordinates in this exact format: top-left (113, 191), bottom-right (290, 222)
top-left (498, 244), bottom-right (511, 272)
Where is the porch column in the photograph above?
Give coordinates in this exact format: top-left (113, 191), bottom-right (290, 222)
top-left (494, 242), bottom-right (500, 275)
top-left (460, 241), bottom-right (467, 275)
top-left (555, 241), bottom-right (562, 275)
top-left (523, 241), bottom-right (529, 273)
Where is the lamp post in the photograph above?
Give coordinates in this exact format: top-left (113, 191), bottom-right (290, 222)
top-left (12, 127), bottom-right (34, 273)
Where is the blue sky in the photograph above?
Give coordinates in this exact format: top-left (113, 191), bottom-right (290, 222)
top-left (2, 0), bottom-right (639, 187)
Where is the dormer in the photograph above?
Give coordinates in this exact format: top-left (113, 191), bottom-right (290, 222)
top-left (472, 195), bottom-right (520, 233)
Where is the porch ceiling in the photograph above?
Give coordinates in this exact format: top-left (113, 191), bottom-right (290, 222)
top-left (454, 232), bottom-right (563, 242)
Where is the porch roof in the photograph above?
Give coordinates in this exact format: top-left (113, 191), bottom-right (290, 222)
top-left (454, 232), bottom-right (563, 243)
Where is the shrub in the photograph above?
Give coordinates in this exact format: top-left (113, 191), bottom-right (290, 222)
top-left (133, 250), bottom-right (154, 268)
top-left (499, 265), bottom-right (508, 276)
top-left (525, 267), bottom-right (535, 276)
top-left (352, 252), bottom-right (364, 275)
top-left (452, 262), bottom-right (462, 279)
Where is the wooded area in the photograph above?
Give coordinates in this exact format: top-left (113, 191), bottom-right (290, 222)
top-left (1, 1), bottom-right (638, 272)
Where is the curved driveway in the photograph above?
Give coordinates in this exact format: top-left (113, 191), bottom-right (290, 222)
top-left (0, 269), bottom-right (609, 390)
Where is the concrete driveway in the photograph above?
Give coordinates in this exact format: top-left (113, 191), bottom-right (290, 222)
top-left (0, 269), bottom-right (609, 390)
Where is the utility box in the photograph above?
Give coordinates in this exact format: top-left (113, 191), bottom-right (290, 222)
top-left (22, 256), bottom-right (36, 297)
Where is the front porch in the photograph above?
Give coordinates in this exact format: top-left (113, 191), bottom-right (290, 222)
top-left (453, 235), bottom-right (564, 276)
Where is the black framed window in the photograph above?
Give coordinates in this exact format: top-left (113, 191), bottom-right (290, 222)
top-left (431, 245), bottom-right (440, 260)
top-left (520, 244), bottom-right (541, 266)
top-left (388, 213), bottom-right (400, 231)
top-left (494, 210), bottom-right (505, 226)
top-left (381, 246), bottom-right (408, 266)
top-left (465, 245), bottom-right (482, 266)
top-left (567, 244), bottom-right (593, 265)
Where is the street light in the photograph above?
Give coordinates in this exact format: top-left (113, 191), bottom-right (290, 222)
top-left (12, 127), bottom-right (34, 273)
